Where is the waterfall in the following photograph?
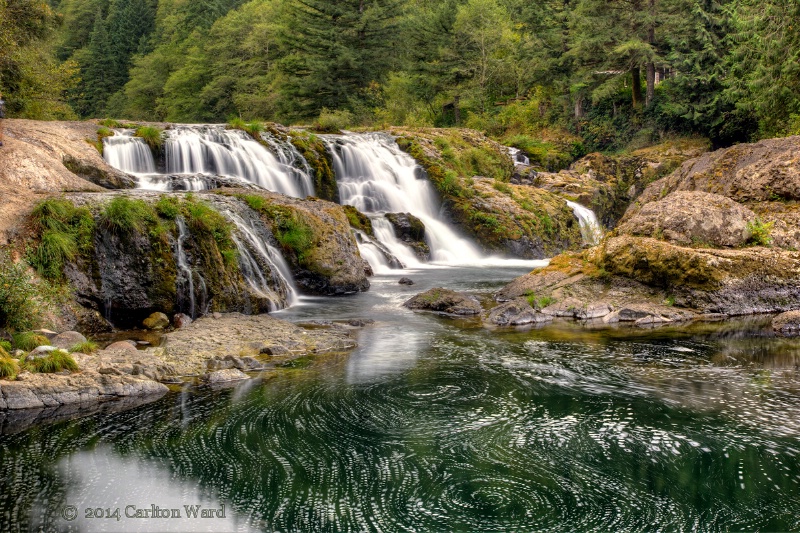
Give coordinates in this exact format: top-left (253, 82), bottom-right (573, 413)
top-left (164, 125), bottom-right (314, 198)
top-left (174, 217), bottom-right (208, 318)
top-left (103, 132), bottom-right (156, 174)
top-left (352, 230), bottom-right (404, 274)
top-left (566, 200), bottom-right (604, 246)
top-left (219, 206), bottom-right (298, 310)
top-left (103, 125), bottom-right (315, 197)
top-left (507, 146), bottom-right (530, 166)
top-left (323, 133), bottom-right (482, 268)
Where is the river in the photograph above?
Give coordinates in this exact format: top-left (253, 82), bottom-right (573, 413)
top-left (1, 263), bottom-right (799, 532)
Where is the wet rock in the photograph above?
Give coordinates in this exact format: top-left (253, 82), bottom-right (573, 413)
top-left (204, 369), bottom-right (251, 384)
top-left (398, 277), bottom-right (414, 285)
top-left (260, 345), bottom-right (289, 356)
top-left (51, 331), bottom-right (87, 350)
top-left (143, 312), bottom-right (170, 330)
top-left (541, 298), bottom-right (584, 318)
top-left (173, 313), bottom-right (192, 329)
top-left (345, 319), bottom-right (375, 327)
top-left (404, 288), bottom-right (481, 316)
top-left (618, 191), bottom-right (756, 247)
top-left (385, 213), bottom-right (431, 260)
top-left (487, 299), bottom-right (549, 326)
top-left (772, 311), bottom-right (800, 337)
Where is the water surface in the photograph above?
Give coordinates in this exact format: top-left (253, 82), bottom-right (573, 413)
top-left (1, 265), bottom-right (799, 532)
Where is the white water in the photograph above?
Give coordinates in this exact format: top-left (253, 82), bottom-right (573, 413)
top-left (324, 133), bottom-right (483, 268)
top-left (221, 208), bottom-right (298, 310)
top-left (137, 175), bottom-right (216, 191)
top-left (174, 217), bottom-right (208, 318)
top-left (507, 146), bottom-right (530, 166)
top-left (165, 125), bottom-right (314, 198)
top-left (103, 132), bottom-right (156, 174)
top-left (566, 200), bottom-right (604, 245)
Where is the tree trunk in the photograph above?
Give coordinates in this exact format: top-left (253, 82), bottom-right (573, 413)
top-left (646, 62), bottom-right (655, 106)
top-left (631, 66), bottom-right (643, 108)
top-left (454, 95), bottom-right (461, 126)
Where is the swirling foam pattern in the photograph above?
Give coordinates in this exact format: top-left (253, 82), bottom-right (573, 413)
top-left (1, 270), bottom-right (800, 531)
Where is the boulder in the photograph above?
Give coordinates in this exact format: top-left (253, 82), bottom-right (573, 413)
top-left (772, 310), bottom-right (800, 337)
top-left (385, 213), bottom-right (431, 260)
top-left (487, 299), bottom-right (549, 326)
top-left (575, 302), bottom-right (613, 320)
top-left (541, 298), bottom-right (584, 317)
top-left (398, 277), bottom-right (414, 285)
top-left (404, 288), bottom-right (482, 316)
top-left (204, 369), bottom-right (251, 384)
top-left (25, 346), bottom-right (59, 360)
top-left (51, 331), bottom-right (88, 350)
top-left (143, 312), bottom-right (170, 330)
top-left (618, 191), bottom-right (756, 247)
top-left (173, 313), bottom-right (192, 329)
top-left (105, 341), bottom-right (138, 353)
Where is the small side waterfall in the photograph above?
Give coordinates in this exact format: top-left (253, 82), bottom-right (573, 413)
top-left (220, 207), bottom-right (299, 310)
top-left (164, 126), bottom-right (314, 198)
top-left (175, 217), bottom-right (208, 318)
top-left (103, 132), bottom-right (156, 174)
top-left (323, 133), bottom-right (482, 268)
top-left (507, 146), bottom-right (530, 166)
top-left (566, 200), bottom-right (604, 245)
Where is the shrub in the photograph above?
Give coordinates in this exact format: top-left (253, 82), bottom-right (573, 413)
top-left (746, 218), bottom-right (774, 247)
top-left (13, 332), bottom-right (50, 351)
top-left (69, 340), bottom-right (98, 354)
top-left (135, 126), bottom-right (164, 149)
top-left (0, 340), bottom-right (11, 352)
top-left (314, 108), bottom-right (353, 133)
top-left (227, 116), bottom-right (246, 130)
top-left (244, 121), bottom-right (264, 139)
top-left (0, 356), bottom-right (19, 380)
top-left (23, 349), bottom-right (79, 374)
top-left (0, 251), bottom-right (45, 331)
top-left (97, 126), bottom-right (114, 139)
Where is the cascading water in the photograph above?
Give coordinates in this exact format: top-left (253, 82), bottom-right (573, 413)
top-left (174, 217), bottom-right (208, 318)
top-left (103, 132), bottom-right (156, 174)
top-left (103, 126), bottom-right (315, 197)
top-left (507, 146), bottom-right (530, 166)
top-left (164, 125), bottom-right (314, 198)
top-left (323, 133), bottom-right (482, 269)
top-left (566, 200), bottom-right (604, 245)
top-left (219, 206), bottom-right (298, 310)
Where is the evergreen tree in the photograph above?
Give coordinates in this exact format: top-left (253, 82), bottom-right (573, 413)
top-left (280, 0), bottom-right (404, 119)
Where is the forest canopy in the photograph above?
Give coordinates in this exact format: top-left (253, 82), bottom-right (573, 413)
top-left (2, 0), bottom-right (800, 149)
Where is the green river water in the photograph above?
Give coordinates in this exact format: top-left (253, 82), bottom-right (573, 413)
top-left (1, 265), bottom-right (799, 532)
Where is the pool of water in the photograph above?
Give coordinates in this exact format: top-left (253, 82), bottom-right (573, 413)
top-left (1, 264), bottom-right (799, 532)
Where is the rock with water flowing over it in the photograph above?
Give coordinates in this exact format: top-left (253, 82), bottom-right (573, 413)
top-left (404, 288), bottom-right (482, 316)
top-left (772, 311), bottom-right (800, 337)
top-left (384, 213), bottom-right (430, 260)
top-left (143, 312), bottom-right (170, 330)
top-left (618, 191), bottom-right (756, 247)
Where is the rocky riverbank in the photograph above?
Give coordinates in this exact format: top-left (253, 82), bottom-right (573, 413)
top-left (0, 313), bottom-right (360, 415)
top-left (486, 135), bottom-right (800, 329)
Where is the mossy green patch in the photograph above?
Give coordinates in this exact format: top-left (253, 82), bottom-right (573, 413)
top-left (289, 131), bottom-right (339, 202)
top-left (28, 198), bottom-right (95, 280)
top-left (343, 205), bottom-right (373, 237)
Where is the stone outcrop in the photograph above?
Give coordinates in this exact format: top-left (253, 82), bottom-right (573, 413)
top-left (404, 288), bottom-right (482, 316)
top-left (384, 212), bottom-right (430, 260)
top-left (772, 311), bottom-right (800, 337)
top-left (617, 191), bottom-right (756, 247)
top-left (486, 299), bottom-right (549, 326)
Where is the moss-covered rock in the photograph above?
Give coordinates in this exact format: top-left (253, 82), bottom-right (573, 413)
top-left (285, 129), bottom-right (340, 203)
top-left (384, 212), bottom-right (430, 260)
top-left (342, 205), bottom-right (373, 237)
top-left (224, 190), bottom-right (370, 295)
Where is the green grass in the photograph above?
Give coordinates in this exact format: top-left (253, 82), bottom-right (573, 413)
top-left (0, 250), bottom-right (46, 332)
top-left (12, 332), bottom-right (50, 351)
top-left (227, 117), bottom-right (247, 130)
top-left (524, 290), bottom-right (555, 309)
top-left (69, 340), bottom-right (98, 354)
top-left (0, 357), bottom-right (20, 380)
top-left (28, 198), bottom-right (95, 280)
top-left (0, 340), bottom-right (11, 353)
top-left (135, 126), bottom-right (164, 149)
top-left (23, 349), bottom-right (79, 373)
top-left (100, 197), bottom-right (156, 236)
top-left (243, 194), bottom-right (267, 211)
top-left (492, 181), bottom-right (513, 195)
top-left (155, 196), bottom-right (181, 220)
top-left (276, 215), bottom-right (314, 259)
top-left (343, 205), bottom-right (373, 236)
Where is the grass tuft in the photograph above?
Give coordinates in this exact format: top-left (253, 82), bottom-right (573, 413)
top-left (0, 356), bottom-right (20, 380)
top-left (12, 332), bottom-right (50, 351)
top-left (23, 349), bottom-right (79, 373)
top-left (135, 126), bottom-right (164, 149)
top-left (69, 340), bottom-right (98, 354)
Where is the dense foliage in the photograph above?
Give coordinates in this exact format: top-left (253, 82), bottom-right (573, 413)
top-left (2, 0), bottom-right (800, 146)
